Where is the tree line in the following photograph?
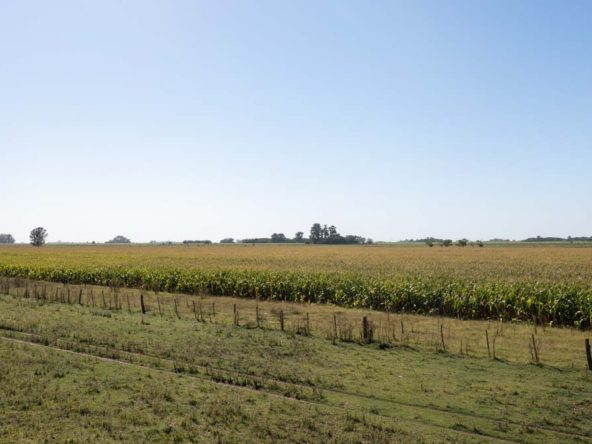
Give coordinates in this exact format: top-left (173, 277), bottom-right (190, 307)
top-left (2, 228), bottom-right (590, 247)
top-left (236, 224), bottom-right (371, 245)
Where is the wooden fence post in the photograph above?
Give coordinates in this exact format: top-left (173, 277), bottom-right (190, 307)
top-left (279, 310), bottom-right (285, 331)
top-left (485, 329), bottom-right (491, 359)
top-left (233, 304), bottom-right (238, 326)
top-left (362, 316), bottom-right (369, 343)
top-left (306, 312), bottom-right (310, 335)
top-left (440, 324), bottom-right (446, 352)
top-left (332, 314), bottom-right (337, 345)
top-left (585, 339), bottom-right (592, 370)
top-left (531, 334), bottom-right (539, 364)
top-left (174, 299), bottom-right (180, 319)
top-left (256, 304), bottom-right (260, 328)
top-left (140, 294), bottom-right (146, 314)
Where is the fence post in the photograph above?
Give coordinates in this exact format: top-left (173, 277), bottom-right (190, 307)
top-left (140, 294), bottom-right (146, 314)
top-left (279, 310), bottom-right (284, 331)
top-left (256, 304), bottom-right (260, 328)
top-left (233, 304), bottom-right (238, 326)
top-left (585, 339), bottom-right (592, 370)
top-left (306, 312), bottom-right (310, 335)
top-left (531, 334), bottom-right (539, 364)
top-left (332, 314), bottom-right (337, 345)
top-left (485, 329), bottom-right (491, 359)
top-left (440, 324), bottom-right (446, 352)
top-left (362, 316), bottom-right (369, 343)
top-left (174, 299), bottom-right (180, 319)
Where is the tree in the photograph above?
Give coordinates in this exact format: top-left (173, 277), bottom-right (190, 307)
top-left (328, 225), bottom-right (338, 238)
top-left (220, 238), bottom-right (234, 243)
top-left (270, 233), bottom-right (287, 242)
top-left (310, 223), bottom-right (322, 243)
top-left (106, 235), bottom-right (131, 244)
top-left (294, 231), bottom-right (304, 241)
top-left (425, 240), bottom-right (434, 247)
top-left (30, 227), bottom-right (48, 247)
top-left (477, 240), bottom-right (484, 247)
top-left (457, 239), bottom-right (468, 247)
top-left (442, 239), bottom-right (452, 247)
top-left (0, 234), bottom-right (15, 244)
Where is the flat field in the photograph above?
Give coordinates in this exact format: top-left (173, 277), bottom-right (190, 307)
top-left (1, 288), bottom-right (591, 443)
top-left (0, 243), bottom-right (591, 326)
top-left (1, 244), bottom-right (592, 442)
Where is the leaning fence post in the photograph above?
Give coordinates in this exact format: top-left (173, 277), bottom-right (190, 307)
top-left (585, 339), bottom-right (592, 370)
top-left (485, 329), bottom-right (491, 359)
top-left (140, 294), bottom-right (146, 314)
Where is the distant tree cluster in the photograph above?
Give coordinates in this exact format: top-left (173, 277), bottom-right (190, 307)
top-left (182, 240), bottom-right (212, 244)
top-left (0, 234), bottom-right (15, 244)
top-left (106, 235), bottom-right (131, 244)
top-left (422, 237), bottom-right (483, 247)
top-left (241, 232), bottom-right (304, 244)
top-left (219, 238), bottom-right (235, 244)
top-left (309, 223), bottom-right (371, 245)
top-left (238, 226), bottom-right (370, 245)
top-left (240, 238), bottom-right (273, 244)
top-left (523, 235), bottom-right (592, 242)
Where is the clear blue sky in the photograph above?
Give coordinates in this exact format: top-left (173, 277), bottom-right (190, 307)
top-left (1, 1), bottom-right (590, 242)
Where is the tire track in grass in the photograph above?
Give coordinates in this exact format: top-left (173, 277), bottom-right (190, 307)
top-left (0, 334), bottom-right (523, 444)
top-left (0, 324), bottom-right (589, 442)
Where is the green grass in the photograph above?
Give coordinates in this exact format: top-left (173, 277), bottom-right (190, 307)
top-left (1, 291), bottom-right (591, 443)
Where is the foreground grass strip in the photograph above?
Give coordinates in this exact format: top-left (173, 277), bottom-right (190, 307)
top-left (1, 326), bottom-right (588, 443)
top-left (0, 341), bottom-right (424, 443)
top-left (2, 294), bottom-right (592, 442)
top-left (0, 334), bottom-right (522, 444)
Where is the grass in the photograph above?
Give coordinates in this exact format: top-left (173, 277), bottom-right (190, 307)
top-left (1, 286), bottom-right (592, 443)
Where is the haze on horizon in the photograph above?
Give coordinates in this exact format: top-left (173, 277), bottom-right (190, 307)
top-left (1, 1), bottom-right (591, 243)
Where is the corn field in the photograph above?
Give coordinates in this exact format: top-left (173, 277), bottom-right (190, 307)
top-left (0, 244), bottom-right (591, 327)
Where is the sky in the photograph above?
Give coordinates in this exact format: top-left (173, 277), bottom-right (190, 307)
top-left (1, 0), bottom-right (591, 243)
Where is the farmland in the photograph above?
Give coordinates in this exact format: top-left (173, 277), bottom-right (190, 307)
top-left (1, 284), bottom-right (592, 443)
top-left (0, 243), bottom-right (591, 326)
top-left (1, 244), bottom-right (592, 442)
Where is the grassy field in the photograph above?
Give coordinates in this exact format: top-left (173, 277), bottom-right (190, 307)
top-left (0, 243), bottom-right (591, 326)
top-left (1, 244), bottom-right (591, 442)
top-left (1, 286), bottom-right (592, 443)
